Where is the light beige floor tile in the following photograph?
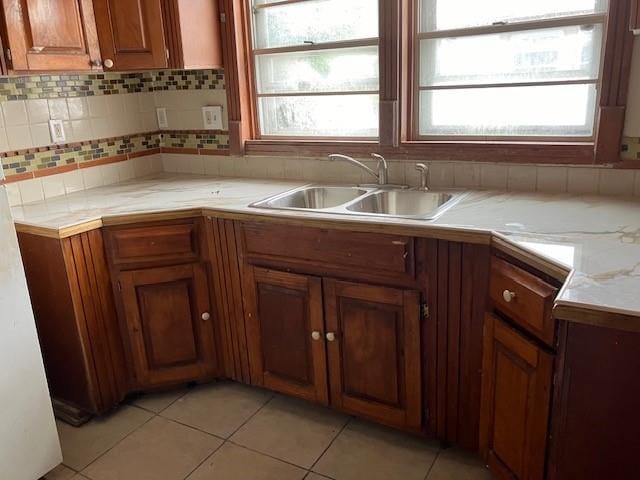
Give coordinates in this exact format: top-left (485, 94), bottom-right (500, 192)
top-left (313, 419), bottom-right (439, 480)
top-left (187, 442), bottom-right (306, 480)
top-left (304, 474), bottom-right (332, 480)
top-left (83, 416), bottom-right (222, 480)
top-left (162, 382), bottom-right (272, 438)
top-left (71, 475), bottom-right (91, 480)
top-left (131, 388), bottom-right (188, 413)
top-left (426, 448), bottom-right (491, 480)
top-left (230, 395), bottom-right (349, 468)
top-left (57, 405), bottom-right (153, 471)
top-left (43, 464), bottom-right (76, 480)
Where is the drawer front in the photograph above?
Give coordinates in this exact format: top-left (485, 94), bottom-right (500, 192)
top-left (489, 257), bottom-right (557, 345)
top-left (107, 221), bottom-right (200, 265)
top-left (241, 222), bottom-right (415, 282)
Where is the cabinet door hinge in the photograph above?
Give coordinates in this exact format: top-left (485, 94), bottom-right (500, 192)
top-left (420, 303), bottom-right (429, 319)
top-left (117, 280), bottom-right (122, 292)
top-left (220, 12), bottom-right (226, 23)
top-left (5, 48), bottom-right (11, 61)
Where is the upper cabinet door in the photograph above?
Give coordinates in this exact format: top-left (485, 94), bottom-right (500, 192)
top-left (324, 279), bottom-right (422, 430)
top-left (92, 0), bottom-right (167, 70)
top-left (243, 266), bottom-right (329, 405)
top-left (2, 0), bottom-right (102, 72)
top-left (118, 262), bottom-right (218, 388)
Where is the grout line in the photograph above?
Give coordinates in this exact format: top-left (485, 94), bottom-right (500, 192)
top-left (69, 407), bottom-right (157, 474)
top-left (305, 415), bottom-right (353, 477)
top-left (423, 449), bottom-right (442, 480)
top-left (180, 437), bottom-right (227, 480)
top-left (131, 384), bottom-right (193, 415)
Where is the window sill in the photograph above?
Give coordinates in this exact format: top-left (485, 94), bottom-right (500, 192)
top-left (244, 138), bottom-right (597, 165)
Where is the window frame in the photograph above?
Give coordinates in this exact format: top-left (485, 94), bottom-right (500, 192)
top-left (219, 0), bottom-right (636, 165)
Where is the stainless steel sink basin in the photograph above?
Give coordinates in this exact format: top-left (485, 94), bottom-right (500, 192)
top-left (252, 186), bottom-right (369, 210)
top-left (346, 190), bottom-right (455, 219)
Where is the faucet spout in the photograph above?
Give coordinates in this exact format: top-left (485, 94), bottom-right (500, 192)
top-left (328, 154), bottom-right (379, 182)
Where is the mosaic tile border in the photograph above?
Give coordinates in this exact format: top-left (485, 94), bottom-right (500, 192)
top-left (621, 136), bottom-right (640, 161)
top-left (1, 130), bottom-right (229, 180)
top-left (0, 69), bottom-right (224, 102)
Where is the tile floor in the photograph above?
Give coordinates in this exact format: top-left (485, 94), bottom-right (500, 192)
top-left (43, 381), bottom-right (491, 480)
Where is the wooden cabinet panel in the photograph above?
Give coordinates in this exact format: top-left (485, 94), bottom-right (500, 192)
top-left (632, 1), bottom-right (639, 32)
top-left (92, 0), bottom-right (168, 70)
top-left (324, 279), bottom-right (421, 430)
top-left (243, 266), bottom-right (328, 405)
top-left (490, 256), bottom-right (557, 346)
top-left (118, 262), bottom-right (217, 388)
top-left (105, 221), bottom-right (201, 266)
top-left (3, 0), bottom-right (101, 71)
top-left (480, 313), bottom-right (553, 480)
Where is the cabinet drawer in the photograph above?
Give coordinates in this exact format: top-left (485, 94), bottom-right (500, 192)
top-left (240, 222), bottom-right (415, 282)
top-left (106, 221), bottom-right (201, 265)
top-left (489, 257), bottom-right (558, 346)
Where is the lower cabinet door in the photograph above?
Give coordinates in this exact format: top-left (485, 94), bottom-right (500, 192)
top-left (480, 313), bottom-right (553, 480)
top-left (323, 279), bottom-right (422, 430)
top-left (118, 263), bottom-right (217, 388)
top-left (243, 267), bottom-right (329, 405)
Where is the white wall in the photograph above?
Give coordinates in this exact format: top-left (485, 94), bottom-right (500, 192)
top-left (624, 37), bottom-right (640, 137)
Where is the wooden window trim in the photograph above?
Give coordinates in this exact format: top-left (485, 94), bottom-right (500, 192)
top-left (221, 0), bottom-right (636, 165)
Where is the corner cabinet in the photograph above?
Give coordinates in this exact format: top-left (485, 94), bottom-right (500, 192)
top-left (117, 262), bottom-right (217, 388)
top-left (1, 0), bottom-right (102, 72)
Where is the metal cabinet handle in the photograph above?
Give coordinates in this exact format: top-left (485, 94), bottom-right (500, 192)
top-left (502, 290), bottom-right (517, 303)
top-left (326, 332), bottom-right (336, 342)
top-left (201, 312), bottom-right (211, 321)
top-left (311, 331), bottom-right (321, 341)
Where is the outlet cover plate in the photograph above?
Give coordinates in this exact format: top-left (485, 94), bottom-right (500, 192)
top-left (48, 119), bottom-right (66, 143)
top-left (156, 107), bottom-right (169, 129)
top-left (202, 106), bottom-right (223, 130)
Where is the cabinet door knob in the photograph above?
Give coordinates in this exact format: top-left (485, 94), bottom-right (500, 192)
top-left (104, 58), bottom-right (114, 69)
top-left (201, 312), bottom-right (211, 321)
top-left (502, 290), bottom-right (517, 303)
top-left (311, 331), bottom-right (321, 341)
top-left (326, 332), bottom-right (336, 342)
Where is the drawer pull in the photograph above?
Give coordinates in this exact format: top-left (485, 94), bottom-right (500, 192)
top-left (326, 332), bottom-right (336, 342)
top-left (201, 312), bottom-right (211, 321)
top-left (502, 290), bottom-right (517, 303)
top-left (311, 331), bottom-right (321, 341)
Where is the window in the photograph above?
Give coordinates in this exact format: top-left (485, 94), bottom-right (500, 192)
top-left (416, 0), bottom-right (608, 138)
top-left (250, 0), bottom-right (379, 138)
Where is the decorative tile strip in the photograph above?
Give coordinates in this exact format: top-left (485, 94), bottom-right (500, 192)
top-left (1, 130), bottom-right (229, 181)
top-left (0, 69), bottom-right (224, 102)
top-left (621, 137), bottom-right (640, 161)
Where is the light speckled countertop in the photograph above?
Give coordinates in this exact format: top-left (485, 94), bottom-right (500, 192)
top-left (11, 173), bottom-right (640, 329)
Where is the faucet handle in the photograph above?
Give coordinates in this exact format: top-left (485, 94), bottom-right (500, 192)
top-left (415, 163), bottom-right (429, 190)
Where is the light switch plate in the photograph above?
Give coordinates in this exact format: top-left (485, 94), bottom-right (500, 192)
top-left (156, 107), bottom-right (169, 129)
top-left (48, 119), bottom-right (66, 143)
top-left (202, 106), bottom-right (223, 130)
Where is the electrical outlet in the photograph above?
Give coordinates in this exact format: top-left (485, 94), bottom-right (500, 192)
top-left (48, 119), bottom-right (66, 143)
top-left (202, 106), bottom-right (223, 130)
top-left (156, 107), bottom-right (169, 129)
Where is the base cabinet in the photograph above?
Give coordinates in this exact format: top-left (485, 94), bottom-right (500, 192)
top-left (324, 279), bottom-right (421, 430)
top-left (118, 262), bottom-right (217, 389)
top-left (243, 267), bottom-right (328, 405)
top-left (480, 313), bottom-right (553, 480)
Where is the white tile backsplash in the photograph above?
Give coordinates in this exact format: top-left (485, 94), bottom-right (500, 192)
top-left (536, 166), bottom-right (568, 193)
top-left (599, 169), bottom-right (636, 196)
top-left (4, 182), bottom-right (21, 206)
top-left (18, 178), bottom-right (44, 203)
top-left (480, 163), bottom-right (508, 190)
top-left (2, 100), bottom-right (29, 126)
top-left (47, 98), bottom-right (69, 120)
top-left (568, 167), bottom-right (600, 194)
top-left (26, 99), bottom-right (50, 124)
top-left (62, 169), bottom-right (84, 194)
top-left (41, 174), bottom-right (66, 199)
top-left (7, 124), bottom-right (33, 150)
top-left (507, 165), bottom-right (537, 192)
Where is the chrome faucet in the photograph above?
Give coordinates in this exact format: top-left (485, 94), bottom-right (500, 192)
top-left (328, 153), bottom-right (389, 186)
top-left (415, 163), bottom-right (429, 191)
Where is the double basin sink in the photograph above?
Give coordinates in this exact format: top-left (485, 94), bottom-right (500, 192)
top-left (251, 185), bottom-right (462, 220)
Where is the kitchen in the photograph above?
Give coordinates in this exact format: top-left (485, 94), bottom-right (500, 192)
top-left (1, 1), bottom-right (640, 480)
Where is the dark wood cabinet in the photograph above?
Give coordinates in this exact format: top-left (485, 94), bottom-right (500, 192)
top-left (2, 0), bottom-right (102, 72)
top-left (480, 313), bottom-right (554, 480)
top-left (243, 267), bottom-right (328, 405)
top-left (92, 0), bottom-right (222, 71)
top-left (324, 279), bottom-right (422, 430)
top-left (117, 262), bottom-right (218, 388)
top-left (632, 0), bottom-right (639, 32)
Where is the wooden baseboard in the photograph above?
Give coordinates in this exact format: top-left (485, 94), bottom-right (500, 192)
top-left (52, 398), bottom-right (92, 427)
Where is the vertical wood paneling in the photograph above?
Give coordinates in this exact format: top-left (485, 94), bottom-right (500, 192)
top-left (379, 0), bottom-right (401, 146)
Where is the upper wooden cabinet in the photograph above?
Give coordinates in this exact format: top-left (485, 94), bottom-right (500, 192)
top-left (632, 0), bottom-right (640, 33)
top-left (2, 0), bottom-right (102, 72)
top-left (92, 0), bottom-right (222, 71)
